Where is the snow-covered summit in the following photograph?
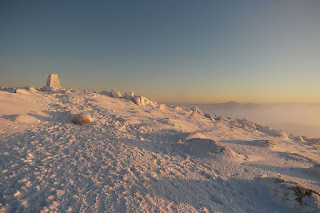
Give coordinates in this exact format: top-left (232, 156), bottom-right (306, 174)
top-left (0, 88), bottom-right (319, 212)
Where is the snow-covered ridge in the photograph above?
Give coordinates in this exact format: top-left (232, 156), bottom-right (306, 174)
top-left (0, 85), bottom-right (319, 212)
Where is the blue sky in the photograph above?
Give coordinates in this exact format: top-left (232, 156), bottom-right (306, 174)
top-left (1, 0), bottom-right (319, 103)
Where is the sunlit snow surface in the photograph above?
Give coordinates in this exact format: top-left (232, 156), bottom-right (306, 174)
top-left (0, 89), bottom-right (319, 212)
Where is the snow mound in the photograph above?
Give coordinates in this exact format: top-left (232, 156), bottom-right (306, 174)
top-left (186, 132), bottom-right (206, 140)
top-left (259, 127), bottom-right (288, 138)
top-left (178, 135), bottom-right (243, 160)
top-left (235, 118), bottom-right (258, 130)
top-left (182, 138), bottom-right (227, 155)
top-left (258, 176), bottom-right (320, 212)
top-left (253, 139), bottom-right (276, 146)
top-left (13, 114), bottom-right (40, 124)
top-left (309, 164), bottom-right (320, 176)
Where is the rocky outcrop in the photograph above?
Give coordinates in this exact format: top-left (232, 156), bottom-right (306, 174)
top-left (71, 113), bottom-right (92, 125)
top-left (124, 92), bottom-right (135, 100)
top-left (111, 90), bottom-right (123, 98)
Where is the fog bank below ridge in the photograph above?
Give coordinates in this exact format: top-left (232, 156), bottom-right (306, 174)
top-left (191, 103), bottom-right (320, 138)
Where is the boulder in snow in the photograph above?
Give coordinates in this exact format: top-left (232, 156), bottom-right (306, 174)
top-left (133, 95), bottom-right (142, 105)
top-left (265, 139), bottom-right (276, 146)
top-left (179, 105), bottom-right (191, 112)
top-left (15, 88), bottom-right (29, 95)
top-left (111, 90), bottom-right (123, 98)
top-left (132, 95), bottom-right (157, 107)
top-left (71, 113), bottom-right (92, 125)
top-left (253, 139), bottom-right (276, 146)
top-left (190, 111), bottom-right (197, 117)
top-left (190, 106), bottom-right (203, 115)
top-left (158, 104), bottom-right (166, 110)
top-left (26, 87), bottom-right (37, 92)
top-left (133, 95), bottom-right (147, 106)
top-left (204, 113), bottom-right (215, 121)
top-left (124, 92), bottom-right (134, 100)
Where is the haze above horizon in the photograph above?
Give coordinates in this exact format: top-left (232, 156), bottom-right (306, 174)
top-left (1, 0), bottom-right (319, 104)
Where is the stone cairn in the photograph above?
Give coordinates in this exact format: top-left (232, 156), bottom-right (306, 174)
top-left (43, 74), bottom-right (61, 91)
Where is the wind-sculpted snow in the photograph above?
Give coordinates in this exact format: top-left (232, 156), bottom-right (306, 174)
top-left (0, 89), bottom-right (319, 212)
top-left (257, 177), bottom-right (320, 212)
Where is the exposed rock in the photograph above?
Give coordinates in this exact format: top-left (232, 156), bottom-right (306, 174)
top-left (111, 90), bottom-right (123, 98)
top-left (261, 126), bottom-right (272, 131)
top-left (190, 111), bottom-right (197, 117)
top-left (129, 94), bottom-right (157, 106)
top-left (174, 106), bottom-right (183, 111)
top-left (292, 135), bottom-right (311, 142)
top-left (216, 116), bottom-right (228, 122)
top-left (158, 104), bottom-right (166, 110)
top-left (133, 95), bottom-right (146, 106)
top-left (179, 105), bottom-right (191, 112)
top-left (133, 96), bottom-right (142, 105)
top-left (190, 106), bottom-right (203, 115)
top-left (45, 74), bottom-right (61, 90)
top-left (26, 87), bottom-right (37, 92)
top-left (100, 91), bottom-right (111, 96)
top-left (252, 139), bottom-right (276, 146)
top-left (265, 139), bottom-right (276, 146)
top-left (204, 113), bottom-right (215, 121)
top-left (296, 136), bottom-right (305, 142)
top-left (71, 113), bottom-right (92, 125)
top-left (140, 96), bottom-right (146, 105)
top-left (124, 92), bottom-right (134, 100)
top-left (15, 89), bottom-right (29, 95)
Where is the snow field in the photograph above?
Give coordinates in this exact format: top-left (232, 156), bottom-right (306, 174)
top-left (0, 88), bottom-right (319, 212)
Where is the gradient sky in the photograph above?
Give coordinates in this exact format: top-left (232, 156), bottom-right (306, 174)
top-left (1, 0), bottom-right (319, 103)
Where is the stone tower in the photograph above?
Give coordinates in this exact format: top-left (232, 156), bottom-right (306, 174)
top-left (44, 74), bottom-right (61, 90)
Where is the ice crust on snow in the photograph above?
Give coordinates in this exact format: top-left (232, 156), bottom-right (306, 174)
top-left (0, 88), bottom-right (320, 212)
